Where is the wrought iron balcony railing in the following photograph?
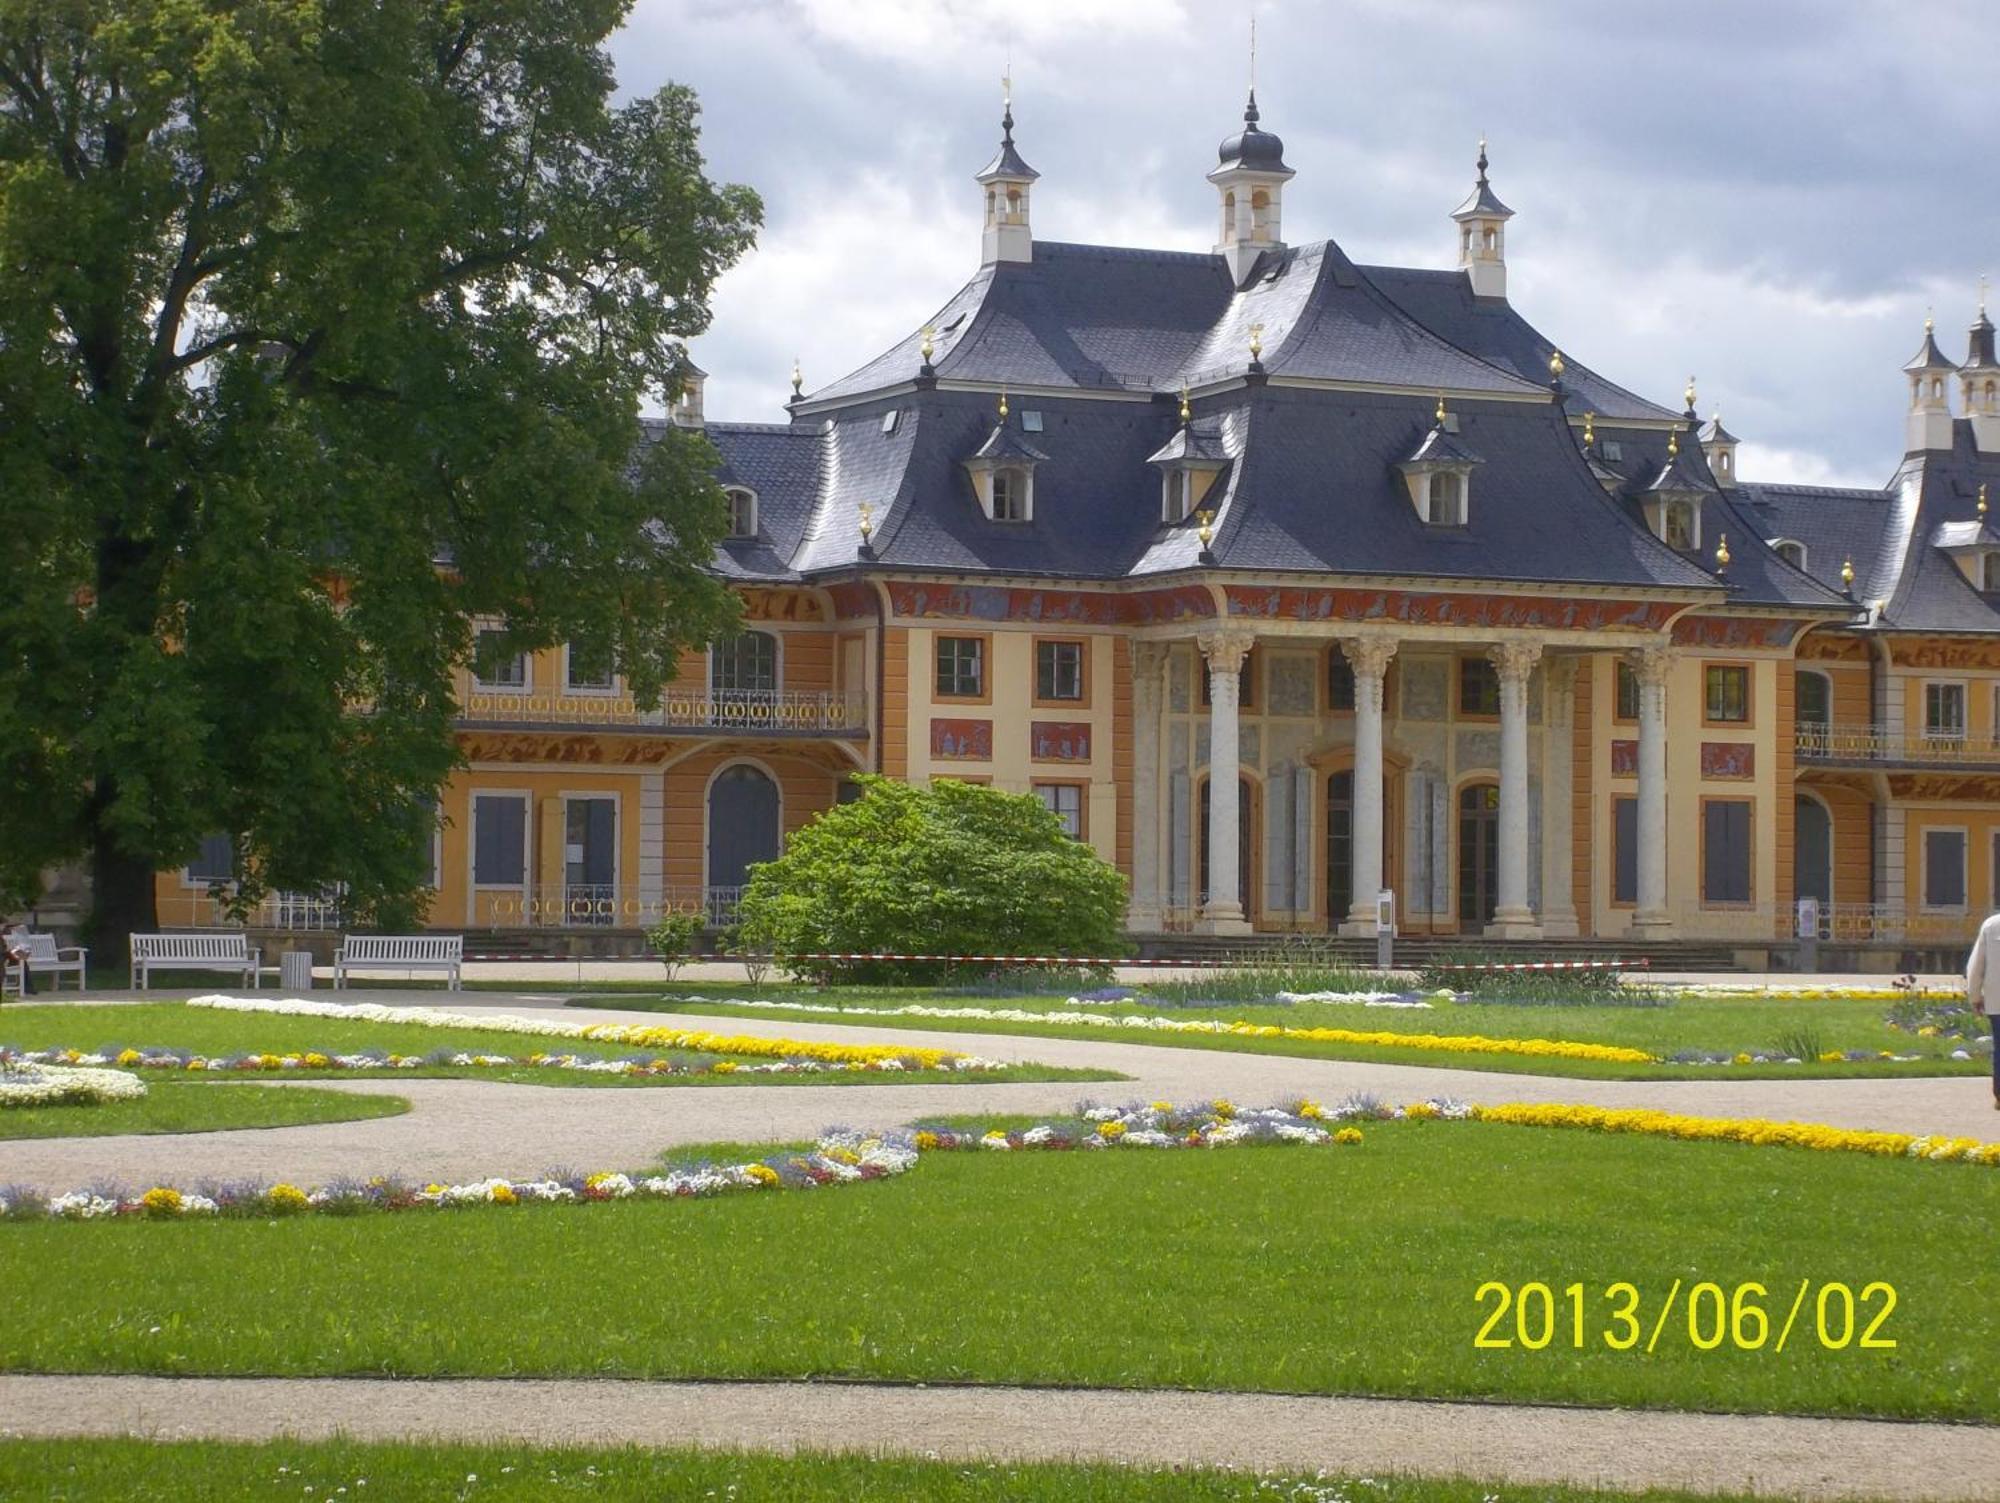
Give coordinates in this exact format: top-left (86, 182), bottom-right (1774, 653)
top-left (458, 684), bottom-right (867, 736)
top-left (1796, 723), bottom-right (2000, 767)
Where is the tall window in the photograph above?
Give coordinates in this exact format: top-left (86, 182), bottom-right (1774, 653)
top-left (1459, 657), bottom-right (1500, 717)
top-left (1036, 640), bottom-right (1084, 702)
top-left (1034, 783), bottom-right (1084, 838)
top-left (472, 795), bottom-right (527, 886)
top-left (1701, 799), bottom-right (1752, 905)
top-left (1613, 797), bottom-right (1638, 904)
top-left (712, 631), bottom-right (778, 694)
top-left (1923, 682), bottom-right (1966, 741)
top-left (1615, 662), bottom-right (1640, 721)
top-left (565, 647), bottom-right (614, 691)
top-left (935, 636), bottom-right (985, 698)
top-left (1163, 471), bottom-right (1192, 524)
top-left (724, 487), bottom-right (757, 539)
top-left (1985, 555), bottom-right (2000, 593)
top-left (1328, 655), bottom-right (1355, 712)
top-left (185, 833), bottom-right (234, 884)
top-left (472, 628), bottom-right (527, 689)
top-left (1923, 828), bottom-right (1967, 909)
top-left (1704, 665), bottom-right (1749, 723)
top-left (1664, 501), bottom-right (1697, 551)
top-left (1427, 471), bottom-right (1465, 526)
top-left (992, 468), bottom-right (1029, 522)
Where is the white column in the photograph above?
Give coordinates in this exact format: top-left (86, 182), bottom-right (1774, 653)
top-left (1197, 629), bottom-right (1254, 935)
top-left (1487, 639), bottom-right (1544, 938)
top-left (1127, 641), bottom-right (1167, 931)
top-left (1339, 636), bottom-right (1398, 936)
top-left (1631, 644), bottom-right (1674, 933)
top-left (1540, 656), bottom-right (1579, 938)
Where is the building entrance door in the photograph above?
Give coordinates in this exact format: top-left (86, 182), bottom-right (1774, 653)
top-left (563, 797), bottom-right (616, 925)
top-left (1457, 782), bottom-right (1500, 928)
top-left (1794, 795), bottom-right (1832, 908)
top-left (1197, 777), bottom-right (1255, 922)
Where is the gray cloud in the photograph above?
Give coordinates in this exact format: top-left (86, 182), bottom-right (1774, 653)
top-left (612, 0), bottom-right (2000, 487)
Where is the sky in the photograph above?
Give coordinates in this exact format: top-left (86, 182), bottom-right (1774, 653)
top-left (610, 0), bottom-right (2000, 490)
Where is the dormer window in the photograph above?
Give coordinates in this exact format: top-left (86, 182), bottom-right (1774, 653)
top-left (1396, 408), bottom-right (1481, 528)
top-left (1427, 472), bottom-right (1466, 527)
top-left (724, 487), bottom-right (757, 539)
top-left (1663, 501), bottom-right (1699, 551)
top-left (1163, 470), bottom-right (1193, 524)
top-left (1984, 554), bottom-right (2000, 593)
top-left (963, 405), bottom-right (1047, 522)
top-left (992, 467), bottom-right (1030, 522)
top-left (1773, 539), bottom-right (1807, 571)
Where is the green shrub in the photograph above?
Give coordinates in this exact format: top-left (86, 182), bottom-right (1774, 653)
top-left (645, 910), bottom-right (705, 982)
top-left (737, 775), bottom-right (1128, 983)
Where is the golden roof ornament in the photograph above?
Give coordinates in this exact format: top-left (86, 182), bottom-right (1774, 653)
top-left (1435, 393), bottom-right (1447, 425)
top-left (1684, 375), bottom-right (1698, 412)
top-left (920, 325), bottom-right (935, 362)
top-left (1196, 508), bottom-right (1215, 548)
top-left (1841, 557), bottom-right (1856, 590)
top-left (857, 501), bottom-right (874, 541)
top-left (1714, 533), bottom-right (1731, 572)
top-left (790, 358), bottom-right (803, 398)
top-left (998, 389), bottom-right (1009, 419)
top-left (1179, 383), bottom-right (1192, 424)
top-left (1981, 482), bottom-right (1990, 518)
top-left (1248, 321), bottom-right (1264, 360)
top-left (1548, 348), bottom-right (1566, 381)
top-left (1667, 430), bottom-right (1679, 458)
top-left (1582, 411), bottom-right (1596, 446)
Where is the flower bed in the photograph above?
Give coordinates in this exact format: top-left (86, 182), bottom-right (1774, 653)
top-left (6, 1044), bottom-right (1001, 1079)
top-left (0, 1061), bottom-right (147, 1109)
top-left (694, 996), bottom-right (1660, 1065)
top-left (185, 995), bottom-right (996, 1071)
top-left (1473, 1101), bottom-right (2000, 1165)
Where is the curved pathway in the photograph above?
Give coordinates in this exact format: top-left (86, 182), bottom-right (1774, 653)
top-left (2, 1374), bottom-right (1994, 1502)
top-left (5, 994), bottom-right (1997, 1188)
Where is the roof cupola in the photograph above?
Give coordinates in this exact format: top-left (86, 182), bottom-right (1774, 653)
top-left (1208, 72), bottom-right (1295, 287)
top-left (975, 74), bottom-right (1038, 266)
top-left (1451, 137), bottom-right (1514, 301)
top-left (1962, 281), bottom-right (2000, 450)
top-left (1905, 313), bottom-right (1957, 453)
top-left (1699, 411), bottom-right (1739, 485)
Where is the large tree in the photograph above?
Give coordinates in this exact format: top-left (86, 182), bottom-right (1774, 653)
top-left (0, 1), bottom-right (758, 952)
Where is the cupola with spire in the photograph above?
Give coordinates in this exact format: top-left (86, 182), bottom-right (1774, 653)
top-left (1699, 411), bottom-right (1739, 485)
top-left (1904, 313), bottom-right (1957, 453)
top-left (1208, 71), bottom-right (1294, 286)
top-left (1962, 282), bottom-right (2000, 450)
top-left (975, 74), bottom-right (1038, 266)
top-left (1451, 138), bottom-right (1514, 300)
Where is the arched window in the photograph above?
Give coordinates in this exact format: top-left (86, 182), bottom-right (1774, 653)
top-left (723, 487), bottom-right (757, 539)
top-left (992, 467), bottom-right (1029, 522)
top-left (1664, 502), bottom-right (1697, 551)
top-left (1987, 378), bottom-right (1997, 409)
top-left (1004, 186), bottom-right (1022, 221)
top-left (1933, 377), bottom-right (1945, 401)
top-left (1427, 471), bottom-right (1465, 526)
top-left (1773, 539), bottom-right (1806, 570)
top-left (1222, 190), bottom-right (1236, 242)
top-left (711, 631), bottom-right (778, 695)
top-left (1249, 188), bottom-right (1271, 238)
top-left (1716, 449), bottom-right (1732, 477)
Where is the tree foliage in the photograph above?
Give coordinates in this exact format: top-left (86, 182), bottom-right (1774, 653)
top-left (0, 0), bottom-right (759, 941)
top-left (737, 776), bottom-right (1129, 983)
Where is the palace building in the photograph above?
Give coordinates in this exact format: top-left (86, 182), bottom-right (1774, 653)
top-left (153, 90), bottom-right (2000, 960)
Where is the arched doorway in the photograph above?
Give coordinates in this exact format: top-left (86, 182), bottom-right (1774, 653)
top-left (1457, 782), bottom-right (1500, 929)
top-left (1197, 776), bottom-right (1256, 921)
top-left (1794, 794), bottom-right (1832, 908)
top-left (707, 764), bottom-right (780, 918)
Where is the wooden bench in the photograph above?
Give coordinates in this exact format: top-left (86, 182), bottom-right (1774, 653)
top-left (333, 934), bottom-right (464, 991)
top-left (131, 932), bottom-right (261, 991)
top-left (4, 933), bottom-right (88, 996)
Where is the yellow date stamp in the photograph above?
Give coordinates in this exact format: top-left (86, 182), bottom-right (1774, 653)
top-left (1473, 1279), bottom-right (1897, 1353)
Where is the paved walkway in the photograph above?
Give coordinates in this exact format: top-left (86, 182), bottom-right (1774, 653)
top-left (4, 994), bottom-right (1996, 1188)
top-left (1, 1374), bottom-right (1993, 1501)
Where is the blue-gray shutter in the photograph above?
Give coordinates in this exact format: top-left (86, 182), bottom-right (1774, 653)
top-left (474, 797), bottom-right (526, 884)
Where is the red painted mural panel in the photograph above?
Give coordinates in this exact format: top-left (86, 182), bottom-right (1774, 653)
top-left (1223, 586), bottom-right (1682, 633)
top-left (1029, 721), bottom-right (1093, 762)
top-left (1700, 741), bottom-right (1755, 779)
top-left (929, 718), bottom-right (992, 760)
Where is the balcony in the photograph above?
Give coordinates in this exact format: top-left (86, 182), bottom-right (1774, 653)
top-left (457, 685), bottom-right (867, 737)
top-left (1796, 723), bottom-right (2000, 770)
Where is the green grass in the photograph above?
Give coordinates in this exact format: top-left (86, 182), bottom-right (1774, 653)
top-left (3, 1120), bottom-right (1993, 1423)
top-left (0, 1004), bottom-right (1117, 1089)
top-left (0, 1439), bottom-right (1798, 1503)
top-left (0, 1081), bottom-right (407, 1140)
top-left (618, 988), bottom-right (1989, 1079)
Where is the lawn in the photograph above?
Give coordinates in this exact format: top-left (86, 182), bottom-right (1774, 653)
top-left (3, 1120), bottom-right (1992, 1423)
top-left (0, 1003), bottom-right (1116, 1089)
top-left (0, 1439), bottom-right (1791, 1503)
top-left (0, 1082), bottom-right (406, 1140)
top-left (621, 986), bottom-right (1989, 1080)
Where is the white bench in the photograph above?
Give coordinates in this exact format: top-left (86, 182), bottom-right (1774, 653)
top-left (5, 933), bottom-right (88, 995)
top-left (333, 934), bottom-right (463, 991)
top-left (132, 932), bottom-right (261, 990)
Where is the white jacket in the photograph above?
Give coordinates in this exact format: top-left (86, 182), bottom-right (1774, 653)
top-left (1963, 912), bottom-right (2000, 1014)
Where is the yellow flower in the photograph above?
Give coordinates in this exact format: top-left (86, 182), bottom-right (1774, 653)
top-left (116, 1048), bottom-right (142, 1067)
top-left (184, 1057), bottom-right (205, 1071)
top-left (711, 1060), bottom-right (738, 1074)
top-left (266, 1183), bottom-right (310, 1213)
top-left (1732, 1052), bottom-right (1753, 1065)
top-left (1818, 1051), bottom-right (1844, 1062)
top-left (1334, 1127), bottom-right (1363, 1146)
top-left (1211, 1099), bottom-right (1236, 1119)
top-left (303, 1052), bottom-right (330, 1069)
top-left (1098, 1120), bottom-right (1127, 1140)
top-left (745, 1163), bottom-right (780, 1186)
top-left (489, 1183), bottom-right (518, 1205)
top-left (1297, 1100), bottom-right (1324, 1119)
top-left (140, 1187), bottom-right (184, 1217)
top-left (1148, 1100), bottom-right (1173, 1112)
top-left (914, 1131), bottom-right (940, 1150)
top-left (1403, 1101), bottom-right (1439, 1121)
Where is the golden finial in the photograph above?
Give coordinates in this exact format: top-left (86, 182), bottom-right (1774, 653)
top-left (1714, 533), bottom-right (1731, 571)
top-left (1667, 429), bottom-right (1679, 458)
top-left (1925, 308), bottom-right (1935, 333)
top-left (1841, 557), bottom-right (1856, 590)
top-left (1178, 383), bottom-right (1191, 424)
top-left (1582, 411), bottom-right (1596, 446)
top-left (1981, 482), bottom-right (1990, 518)
top-left (1684, 375), bottom-right (1698, 412)
top-left (1248, 321), bottom-right (1264, 360)
top-left (920, 325), bottom-right (935, 362)
top-left (1196, 508), bottom-right (1215, 548)
top-left (1548, 348), bottom-right (1566, 381)
top-left (998, 389), bottom-right (1009, 419)
top-left (1435, 393), bottom-right (1447, 425)
top-left (790, 358), bottom-right (803, 398)
top-left (1981, 274), bottom-right (1989, 316)
top-left (857, 501), bottom-right (874, 541)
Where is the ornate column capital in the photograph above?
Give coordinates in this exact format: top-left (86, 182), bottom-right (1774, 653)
top-left (1196, 628), bottom-right (1255, 674)
top-left (1487, 638), bottom-right (1544, 684)
top-left (1626, 642), bottom-right (1674, 688)
top-left (1339, 635), bottom-right (1398, 681)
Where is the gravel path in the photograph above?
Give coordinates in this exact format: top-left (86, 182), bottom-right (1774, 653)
top-left (2, 1374), bottom-right (1995, 1501)
top-left (4, 995), bottom-right (1996, 1188)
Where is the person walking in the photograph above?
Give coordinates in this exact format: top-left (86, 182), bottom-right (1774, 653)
top-left (1963, 912), bottom-right (2000, 1108)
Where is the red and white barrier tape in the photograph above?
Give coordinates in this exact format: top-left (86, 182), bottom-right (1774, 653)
top-left (1427, 958), bottom-right (1644, 974)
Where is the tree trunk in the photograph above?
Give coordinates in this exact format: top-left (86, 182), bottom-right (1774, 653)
top-left (83, 779), bottom-right (159, 971)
